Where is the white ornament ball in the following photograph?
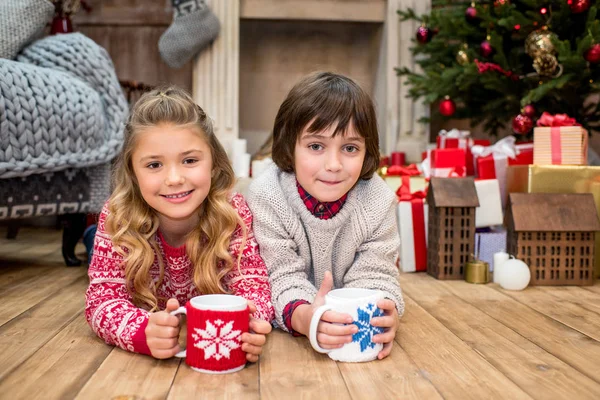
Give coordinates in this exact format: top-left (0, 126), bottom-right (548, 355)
top-left (498, 258), bottom-right (531, 291)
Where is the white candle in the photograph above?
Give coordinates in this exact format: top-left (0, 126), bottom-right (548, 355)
top-left (493, 251), bottom-right (509, 284)
top-left (233, 153), bottom-right (251, 178)
top-left (231, 138), bottom-right (247, 158)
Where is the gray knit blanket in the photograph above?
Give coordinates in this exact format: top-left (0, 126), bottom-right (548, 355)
top-left (0, 33), bottom-right (127, 178)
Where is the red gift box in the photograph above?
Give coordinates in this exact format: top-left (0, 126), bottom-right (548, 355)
top-left (508, 142), bottom-right (534, 166)
top-left (431, 148), bottom-right (466, 178)
top-left (436, 131), bottom-right (490, 175)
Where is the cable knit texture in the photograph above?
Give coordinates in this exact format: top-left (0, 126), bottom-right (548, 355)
top-left (246, 164), bottom-right (404, 331)
top-left (85, 193), bottom-right (274, 355)
top-left (0, 0), bottom-right (54, 59)
top-left (0, 33), bottom-right (127, 178)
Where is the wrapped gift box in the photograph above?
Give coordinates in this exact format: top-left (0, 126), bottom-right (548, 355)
top-left (475, 154), bottom-right (508, 208)
top-left (430, 148), bottom-right (466, 178)
top-left (506, 165), bottom-right (600, 277)
top-left (474, 228), bottom-right (506, 271)
top-left (508, 142), bottom-right (534, 166)
top-left (436, 130), bottom-right (490, 175)
top-left (385, 175), bottom-right (428, 195)
top-left (533, 126), bottom-right (588, 165)
top-left (474, 179), bottom-right (503, 228)
top-left (398, 200), bottom-right (428, 273)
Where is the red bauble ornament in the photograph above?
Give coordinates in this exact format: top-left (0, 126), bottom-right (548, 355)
top-left (585, 44), bottom-right (600, 64)
top-left (416, 26), bottom-right (431, 44)
top-left (480, 40), bottom-right (493, 57)
top-left (439, 97), bottom-right (456, 117)
top-left (569, 0), bottom-right (591, 14)
top-left (522, 104), bottom-right (536, 118)
top-left (465, 7), bottom-right (478, 22)
top-left (512, 114), bottom-right (533, 135)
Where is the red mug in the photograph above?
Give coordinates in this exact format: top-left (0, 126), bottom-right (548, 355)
top-left (171, 294), bottom-right (249, 374)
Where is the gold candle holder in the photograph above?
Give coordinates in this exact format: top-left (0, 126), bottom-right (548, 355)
top-left (465, 255), bottom-right (490, 284)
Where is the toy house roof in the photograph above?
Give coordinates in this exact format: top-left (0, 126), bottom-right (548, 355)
top-left (427, 177), bottom-right (479, 208)
top-left (507, 193), bottom-right (600, 232)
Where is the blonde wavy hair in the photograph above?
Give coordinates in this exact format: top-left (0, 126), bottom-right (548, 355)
top-left (107, 86), bottom-right (246, 310)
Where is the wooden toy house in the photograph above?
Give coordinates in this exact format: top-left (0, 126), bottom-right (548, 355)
top-left (505, 193), bottom-right (600, 286)
top-left (427, 177), bottom-right (479, 280)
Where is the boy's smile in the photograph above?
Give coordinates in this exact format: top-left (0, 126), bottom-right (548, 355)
top-left (294, 121), bottom-right (366, 203)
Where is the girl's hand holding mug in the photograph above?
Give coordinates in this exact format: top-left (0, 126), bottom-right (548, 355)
top-left (242, 300), bottom-right (272, 363)
top-left (146, 298), bottom-right (182, 359)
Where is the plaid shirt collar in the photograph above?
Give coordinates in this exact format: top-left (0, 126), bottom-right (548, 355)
top-left (296, 180), bottom-right (348, 220)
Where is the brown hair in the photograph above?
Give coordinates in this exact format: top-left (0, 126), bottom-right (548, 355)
top-left (107, 86), bottom-right (245, 310)
top-left (271, 71), bottom-right (380, 180)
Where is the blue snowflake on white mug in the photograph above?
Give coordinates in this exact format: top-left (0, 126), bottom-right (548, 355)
top-left (351, 303), bottom-right (384, 352)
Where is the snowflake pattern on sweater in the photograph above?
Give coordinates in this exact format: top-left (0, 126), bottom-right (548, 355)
top-left (85, 193), bottom-right (274, 355)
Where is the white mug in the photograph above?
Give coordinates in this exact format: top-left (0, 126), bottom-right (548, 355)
top-left (309, 288), bottom-right (385, 362)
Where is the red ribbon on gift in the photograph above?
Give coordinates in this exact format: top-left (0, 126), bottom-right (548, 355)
top-left (536, 112), bottom-right (581, 127)
top-left (537, 112), bottom-right (581, 165)
top-left (387, 164), bottom-right (421, 177)
top-left (396, 178), bottom-right (428, 272)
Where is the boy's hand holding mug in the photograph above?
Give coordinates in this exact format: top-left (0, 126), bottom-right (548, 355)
top-left (291, 271), bottom-right (357, 349)
top-left (293, 271), bottom-right (398, 362)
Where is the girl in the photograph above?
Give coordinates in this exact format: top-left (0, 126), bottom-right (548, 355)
top-left (247, 72), bottom-right (403, 360)
top-left (85, 86), bottom-right (274, 362)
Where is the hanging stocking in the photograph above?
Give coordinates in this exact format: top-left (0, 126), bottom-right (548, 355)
top-left (158, 0), bottom-right (220, 69)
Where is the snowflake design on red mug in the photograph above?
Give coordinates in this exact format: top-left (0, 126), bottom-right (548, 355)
top-left (192, 319), bottom-right (242, 360)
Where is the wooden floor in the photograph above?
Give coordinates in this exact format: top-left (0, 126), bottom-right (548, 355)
top-left (2, 227), bottom-right (600, 399)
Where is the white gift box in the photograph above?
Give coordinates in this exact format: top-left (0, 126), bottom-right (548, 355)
top-left (397, 201), bottom-right (429, 273)
top-left (474, 179), bottom-right (503, 228)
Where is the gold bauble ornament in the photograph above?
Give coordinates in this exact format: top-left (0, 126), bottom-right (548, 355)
top-left (525, 29), bottom-right (556, 58)
top-left (456, 49), bottom-right (470, 65)
top-left (533, 53), bottom-right (558, 76)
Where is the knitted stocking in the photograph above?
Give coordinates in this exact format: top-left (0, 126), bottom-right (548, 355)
top-left (158, 0), bottom-right (220, 69)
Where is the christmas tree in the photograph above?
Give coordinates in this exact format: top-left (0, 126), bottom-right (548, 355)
top-left (397, 0), bottom-right (600, 137)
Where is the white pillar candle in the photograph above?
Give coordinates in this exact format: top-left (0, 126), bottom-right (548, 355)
top-left (231, 138), bottom-right (247, 158)
top-left (233, 153), bottom-right (251, 178)
top-left (493, 251), bottom-right (509, 284)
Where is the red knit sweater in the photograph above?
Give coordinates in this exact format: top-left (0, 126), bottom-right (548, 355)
top-left (85, 193), bottom-right (274, 355)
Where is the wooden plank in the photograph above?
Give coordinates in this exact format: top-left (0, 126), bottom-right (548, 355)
top-left (338, 339), bottom-right (442, 399)
top-left (535, 286), bottom-right (600, 316)
top-left (437, 277), bottom-right (600, 383)
top-left (0, 264), bottom-right (53, 290)
top-left (0, 265), bottom-right (87, 326)
top-left (75, 349), bottom-right (180, 400)
top-left (400, 274), bottom-right (600, 399)
top-left (167, 360), bottom-right (259, 399)
top-left (259, 330), bottom-right (351, 399)
top-left (497, 285), bottom-right (600, 342)
top-left (0, 231), bottom-right (65, 266)
top-left (582, 283), bottom-right (600, 295)
top-left (0, 276), bottom-right (88, 380)
top-left (0, 314), bottom-right (112, 400)
top-left (396, 293), bottom-right (532, 399)
top-left (240, 0), bottom-right (386, 22)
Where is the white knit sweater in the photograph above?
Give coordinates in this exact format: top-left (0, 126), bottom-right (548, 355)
top-left (246, 164), bottom-right (404, 330)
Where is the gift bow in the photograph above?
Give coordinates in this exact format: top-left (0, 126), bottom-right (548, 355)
top-left (536, 112), bottom-right (581, 127)
top-left (439, 129), bottom-right (470, 139)
top-left (471, 135), bottom-right (517, 159)
top-left (386, 164), bottom-right (421, 177)
top-left (397, 175), bottom-right (428, 202)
